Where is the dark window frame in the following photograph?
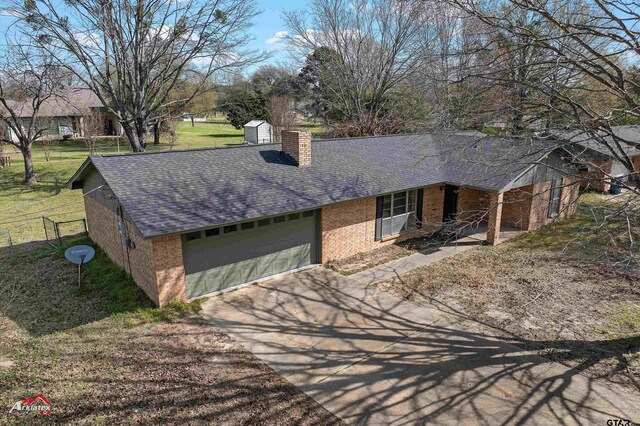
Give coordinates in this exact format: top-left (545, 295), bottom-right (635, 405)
top-left (375, 190), bottom-right (418, 240)
top-left (205, 228), bottom-right (220, 237)
top-left (548, 179), bottom-right (562, 218)
top-left (185, 231), bottom-right (202, 241)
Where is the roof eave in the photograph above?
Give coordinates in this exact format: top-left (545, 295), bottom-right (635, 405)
top-left (66, 157), bottom-right (96, 190)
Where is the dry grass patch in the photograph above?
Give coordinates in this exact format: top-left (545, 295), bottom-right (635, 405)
top-left (0, 242), bottom-right (339, 425)
top-left (378, 244), bottom-right (640, 395)
top-left (326, 244), bottom-right (416, 275)
top-left (0, 317), bottom-right (339, 425)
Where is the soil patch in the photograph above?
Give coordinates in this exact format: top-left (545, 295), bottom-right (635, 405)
top-left (377, 246), bottom-right (640, 395)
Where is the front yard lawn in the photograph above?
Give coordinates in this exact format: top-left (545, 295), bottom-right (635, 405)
top-left (0, 241), bottom-right (339, 424)
top-left (376, 196), bottom-right (640, 396)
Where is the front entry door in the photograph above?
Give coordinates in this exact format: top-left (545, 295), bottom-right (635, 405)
top-left (443, 185), bottom-right (459, 223)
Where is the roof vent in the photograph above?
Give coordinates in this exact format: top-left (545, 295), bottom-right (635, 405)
top-left (281, 130), bottom-right (312, 167)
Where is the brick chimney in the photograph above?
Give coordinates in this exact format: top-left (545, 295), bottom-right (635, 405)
top-left (281, 130), bottom-right (312, 166)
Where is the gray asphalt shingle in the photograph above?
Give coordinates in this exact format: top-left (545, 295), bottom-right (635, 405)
top-left (81, 133), bottom-right (557, 238)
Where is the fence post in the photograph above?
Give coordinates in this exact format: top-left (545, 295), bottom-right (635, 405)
top-left (55, 222), bottom-right (62, 247)
top-left (42, 216), bottom-right (49, 243)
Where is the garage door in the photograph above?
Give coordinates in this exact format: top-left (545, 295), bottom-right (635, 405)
top-left (182, 210), bottom-right (319, 298)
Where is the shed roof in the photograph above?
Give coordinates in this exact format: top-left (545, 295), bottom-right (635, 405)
top-left (69, 133), bottom-right (562, 238)
top-left (244, 120), bottom-right (267, 127)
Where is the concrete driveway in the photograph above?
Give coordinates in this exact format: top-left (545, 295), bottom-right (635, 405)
top-left (201, 268), bottom-right (639, 425)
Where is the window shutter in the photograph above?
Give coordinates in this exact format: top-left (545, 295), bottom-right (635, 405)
top-left (416, 189), bottom-right (424, 228)
top-left (375, 196), bottom-right (384, 241)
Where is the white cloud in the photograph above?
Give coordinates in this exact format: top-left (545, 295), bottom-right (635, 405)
top-left (266, 31), bottom-right (289, 45)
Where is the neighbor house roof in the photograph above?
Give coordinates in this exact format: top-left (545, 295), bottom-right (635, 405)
top-left (69, 133), bottom-right (562, 238)
top-left (2, 87), bottom-right (104, 118)
top-left (560, 125), bottom-right (640, 159)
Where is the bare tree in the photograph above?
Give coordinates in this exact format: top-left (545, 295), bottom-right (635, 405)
top-left (268, 96), bottom-right (297, 141)
top-left (454, 0), bottom-right (640, 185)
top-left (15, 0), bottom-right (264, 152)
top-left (81, 108), bottom-right (104, 155)
top-left (284, 0), bottom-right (425, 135)
top-left (0, 44), bottom-right (66, 183)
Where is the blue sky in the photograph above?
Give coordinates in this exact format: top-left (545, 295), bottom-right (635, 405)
top-left (0, 0), bottom-right (308, 67)
top-left (250, 0), bottom-right (311, 66)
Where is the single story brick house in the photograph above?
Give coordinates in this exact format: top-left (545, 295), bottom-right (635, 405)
top-left (3, 87), bottom-right (122, 141)
top-left (68, 131), bottom-right (581, 306)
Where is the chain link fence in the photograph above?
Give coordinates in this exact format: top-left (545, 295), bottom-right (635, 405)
top-left (43, 217), bottom-right (87, 248)
top-left (0, 230), bottom-right (13, 256)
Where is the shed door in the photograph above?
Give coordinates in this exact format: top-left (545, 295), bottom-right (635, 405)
top-left (183, 211), bottom-right (318, 298)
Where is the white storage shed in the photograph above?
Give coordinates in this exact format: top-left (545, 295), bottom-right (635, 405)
top-left (244, 120), bottom-right (273, 144)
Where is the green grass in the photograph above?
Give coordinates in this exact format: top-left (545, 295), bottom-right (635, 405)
top-left (174, 119), bottom-right (245, 149)
top-left (0, 237), bottom-right (204, 337)
top-left (0, 117), bottom-right (327, 246)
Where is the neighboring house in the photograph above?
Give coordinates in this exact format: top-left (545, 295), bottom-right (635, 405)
top-left (244, 120), bottom-right (273, 144)
top-left (68, 131), bottom-right (581, 306)
top-left (563, 125), bottom-right (640, 192)
top-left (180, 113), bottom-right (208, 123)
top-left (3, 87), bottom-right (122, 141)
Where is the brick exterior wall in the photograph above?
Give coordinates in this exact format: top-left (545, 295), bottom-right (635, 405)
top-left (457, 188), bottom-right (490, 224)
top-left (281, 130), bottom-right (312, 166)
top-left (422, 185), bottom-right (445, 230)
top-left (84, 196), bottom-right (186, 307)
top-left (321, 185), bottom-right (443, 262)
top-left (501, 185), bottom-right (534, 230)
top-left (579, 159), bottom-right (612, 192)
top-left (523, 177), bottom-right (580, 231)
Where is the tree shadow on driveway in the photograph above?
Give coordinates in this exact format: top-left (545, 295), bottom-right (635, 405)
top-left (201, 268), bottom-right (640, 425)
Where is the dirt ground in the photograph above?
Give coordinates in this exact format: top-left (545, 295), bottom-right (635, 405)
top-left (377, 244), bottom-right (640, 395)
top-left (0, 315), bottom-right (340, 425)
top-left (0, 242), bottom-right (340, 425)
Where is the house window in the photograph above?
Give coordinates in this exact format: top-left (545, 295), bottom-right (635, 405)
top-left (288, 213), bottom-right (300, 221)
top-left (185, 231), bottom-right (202, 241)
top-left (273, 215), bottom-right (286, 223)
top-left (205, 228), bottom-right (220, 237)
top-left (302, 210), bottom-right (315, 218)
top-left (376, 190), bottom-right (416, 240)
top-left (241, 221), bottom-right (254, 230)
top-left (548, 179), bottom-right (562, 218)
top-left (258, 218), bottom-right (271, 227)
top-left (224, 224), bottom-right (238, 233)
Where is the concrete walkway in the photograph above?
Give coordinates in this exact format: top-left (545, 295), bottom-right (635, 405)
top-left (351, 226), bottom-right (524, 285)
top-left (201, 268), bottom-right (640, 425)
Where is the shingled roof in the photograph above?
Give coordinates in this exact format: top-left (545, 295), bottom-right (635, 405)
top-left (2, 87), bottom-right (104, 118)
top-left (69, 133), bottom-right (561, 238)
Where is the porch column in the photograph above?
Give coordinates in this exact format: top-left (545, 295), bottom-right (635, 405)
top-left (487, 191), bottom-right (503, 245)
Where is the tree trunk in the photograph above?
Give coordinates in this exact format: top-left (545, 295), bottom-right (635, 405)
top-left (136, 119), bottom-right (148, 151)
top-left (153, 121), bottom-right (161, 145)
top-left (191, 116), bottom-right (195, 127)
top-left (121, 122), bottom-right (144, 152)
top-left (21, 144), bottom-right (36, 184)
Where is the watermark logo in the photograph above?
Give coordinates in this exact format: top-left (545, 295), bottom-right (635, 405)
top-left (9, 394), bottom-right (51, 415)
